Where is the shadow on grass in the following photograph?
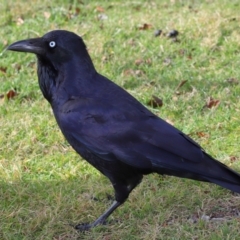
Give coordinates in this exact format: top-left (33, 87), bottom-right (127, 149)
top-left (1, 173), bottom-right (240, 239)
top-left (0, 174), bottom-right (114, 239)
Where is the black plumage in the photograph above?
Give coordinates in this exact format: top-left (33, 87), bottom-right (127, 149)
top-left (7, 30), bottom-right (240, 230)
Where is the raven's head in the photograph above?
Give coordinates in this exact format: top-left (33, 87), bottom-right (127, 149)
top-left (7, 30), bottom-right (95, 103)
top-left (7, 30), bottom-right (90, 65)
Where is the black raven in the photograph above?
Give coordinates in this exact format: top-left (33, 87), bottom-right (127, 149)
top-left (7, 30), bottom-right (240, 231)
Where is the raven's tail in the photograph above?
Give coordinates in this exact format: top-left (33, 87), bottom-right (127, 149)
top-left (203, 158), bottom-right (240, 193)
top-left (153, 152), bottom-right (240, 194)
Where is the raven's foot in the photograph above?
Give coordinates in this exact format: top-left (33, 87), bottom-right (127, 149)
top-left (74, 201), bottom-right (122, 231)
top-left (74, 220), bottom-right (107, 232)
top-left (74, 222), bottom-right (93, 232)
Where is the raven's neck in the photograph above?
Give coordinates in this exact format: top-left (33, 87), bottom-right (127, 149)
top-left (37, 55), bottom-right (97, 106)
top-left (37, 58), bottom-right (57, 102)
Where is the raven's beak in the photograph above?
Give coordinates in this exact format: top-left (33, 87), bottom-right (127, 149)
top-left (7, 38), bottom-right (45, 55)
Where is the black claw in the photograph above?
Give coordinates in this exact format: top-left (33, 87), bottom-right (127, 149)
top-left (74, 219), bottom-right (111, 232)
top-left (74, 222), bottom-right (92, 232)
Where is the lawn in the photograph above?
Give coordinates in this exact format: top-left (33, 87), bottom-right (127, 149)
top-left (1, 0), bottom-right (240, 239)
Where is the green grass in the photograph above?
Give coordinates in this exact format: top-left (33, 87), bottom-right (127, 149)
top-left (1, 0), bottom-right (240, 239)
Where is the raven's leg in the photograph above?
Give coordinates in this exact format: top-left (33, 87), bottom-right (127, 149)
top-left (75, 174), bottom-right (143, 231)
top-left (75, 200), bottom-right (122, 231)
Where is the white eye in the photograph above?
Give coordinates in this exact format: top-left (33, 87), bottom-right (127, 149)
top-left (49, 41), bottom-right (56, 48)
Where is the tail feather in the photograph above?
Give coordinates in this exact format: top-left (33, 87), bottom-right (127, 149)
top-left (152, 152), bottom-right (240, 193)
top-left (202, 157), bottom-right (240, 193)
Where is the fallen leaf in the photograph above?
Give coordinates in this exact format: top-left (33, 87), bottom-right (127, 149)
top-left (230, 156), bottom-right (238, 163)
top-left (123, 69), bottom-right (134, 76)
top-left (133, 5), bottom-right (141, 11)
top-left (135, 58), bottom-right (152, 66)
top-left (205, 97), bottom-right (220, 109)
top-left (0, 67), bottom-right (7, 73)
top-left (138, 23), bottom-right (152, 30)
top-left (135, 70), bottom-right (144, 76)
top-left (226, 78), bottom-right (239, 84)
top-left (175, 80), bottom-right (188, 91)
top-left (6, 90), bottom-right (18, 99)
top-left (147, 95), bottom-right (163, 108)
top-left (16, 17), bottom-right (24, 26)
top-left (122, 69), bottom-right (144, 77)
top-left (135, 59), bottom-right (144, 65)
top-left (162, 222), bottom-right (168, 227)
top-left (44, 12), bottom-right (51, 19)
top-left (75, 7), bottom-right (81, 15)
top-left (203, 190), bottom-right (210, 194)
top-left (96, 6), bottom-right (105, 12)
top-left (196, 131), bottom-right (209, 138)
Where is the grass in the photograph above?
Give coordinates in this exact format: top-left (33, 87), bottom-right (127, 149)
top-left (1, 0), bottom-right (240, 239)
